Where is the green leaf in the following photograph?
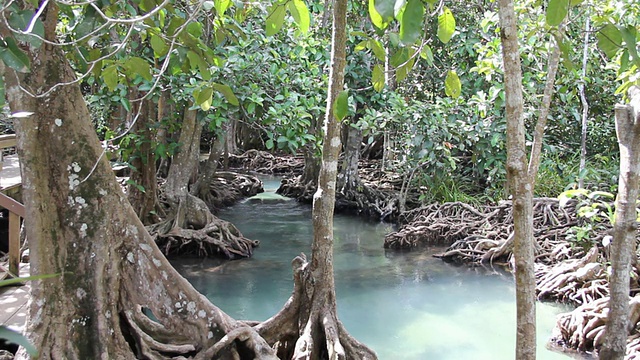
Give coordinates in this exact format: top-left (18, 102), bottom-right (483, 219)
top-left (372, 63), bottom-right (385, 92)
top-left (554, 32), bottom-right (574, 70)
top-left (213, 83), bottom-right (239, 106)
top-left (266, 4), bottom-right (286, 36)
top-left (265, 138), bottom-right (274, 149)
top-left (150, 34), bottom-right (169, 58)
top-left (139, 0), bottom-right (156, 12)
top-left (396, 55), bottom-right (414, 83)
top-left (399, 0), bottom-right (424, 45)
top-left (374, 0), bottom-right (395, 20)
top-left (420, 45), bottom-right (433, 66)
top-left (368, 39), bottom-right (386, 61)
top-left (196, 86), bottom-right (214, 107)
top-left (186, 22), bottom-right (203, 38)
top-left (546, 0), bottom-right (568, 26)
top-left (102, 64), bottom-right (119, 91)
top-left (0, 326), bottom-right (37, 356)
top-left (186, 50), bottom-right (206, 72)
top-left (444, 70), bottom-right (461, 98)
top-left (74, 6), bottom-right (103, 39)
top-left (214, 0), bottom-right (232, 17)
top-left (0, 273), bottom-right (60, 287)
top-left (437, 7), bottom-right (455, 44)
top-left (288, 0), bottom-right (310, 34)
top-left (369, 0), bottom-right (387, 29)
top-left (0, 38), bottom-right (30, 73)
top-left (8, 10), bottom-right (44, 48)
top-left (620, 25), bottom-right (640, 66)
top-left (355, 40), bottom-right (368, 52)
top-left (166, 17), bottom-right (185, 37)
top-left (596, 24), bottom-right (622, 59)
top-left (333, 90), bottom-right (349, 121)
top-left (124, 57), bottom-right (153, 81)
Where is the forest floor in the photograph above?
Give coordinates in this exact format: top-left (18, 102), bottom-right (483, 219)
top-left (228, 150), bottom-right (640, 359)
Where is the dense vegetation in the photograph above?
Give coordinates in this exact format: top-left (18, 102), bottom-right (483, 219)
top-left (1, 0), bottom-right (639, 358)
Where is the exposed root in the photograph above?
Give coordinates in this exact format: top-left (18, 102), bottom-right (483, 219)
top-left (248, 254), bottom-right (377, 359)
top-left (229, 150), bottom-right (304, 176)
top-left (552, 295), bottom-right (640, 357)
top-left (197, 171), bottom-right (263, 211)
top-left (148, 193), bottom-right (258, 259)
top-left (335, 181), bottom-right (399, 221)
top-left (392, 198), bottom-right (585, 267)
top-left (536, 246), bottom-right (608, 305)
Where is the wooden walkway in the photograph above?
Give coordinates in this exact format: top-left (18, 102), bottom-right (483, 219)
top-left (0, 263), bottom-right (29, 333)
top-left (0, 135), bottom-right (28, 334)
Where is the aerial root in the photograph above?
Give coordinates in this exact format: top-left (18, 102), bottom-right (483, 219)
top-left (197, 326), bottom-right (278, 360)
top-left (123, 306), bottom-right (196, 359)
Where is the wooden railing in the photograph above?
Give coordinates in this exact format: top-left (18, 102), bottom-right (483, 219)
top-left (0, 134), bottom-right (22, 276)
top-left (0, 193), bottom-right (24, 276)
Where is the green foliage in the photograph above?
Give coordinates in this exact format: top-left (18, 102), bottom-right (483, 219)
top-left (560, 188), bottom-right (615, 250)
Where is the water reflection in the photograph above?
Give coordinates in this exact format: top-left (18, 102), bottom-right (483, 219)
top-left (172, 177), bottom-right (571, 359)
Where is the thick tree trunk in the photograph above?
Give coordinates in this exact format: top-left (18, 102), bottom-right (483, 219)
top-left (1, 4), bottom-right (275, 358)
top-left (165, 106), bottom-right (202, 202)
top-left (600, 86), bottom-right (640, 360)
top-left (497, 0), bottom-right (536, 358)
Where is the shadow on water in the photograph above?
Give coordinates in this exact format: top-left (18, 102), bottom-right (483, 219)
top-left (171, 176), bottom-right (574, 359)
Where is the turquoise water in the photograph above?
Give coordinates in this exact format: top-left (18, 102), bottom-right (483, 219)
top-left (173, 177), bottom-right (571, 359)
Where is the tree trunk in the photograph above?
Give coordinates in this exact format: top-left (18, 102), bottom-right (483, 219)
top-left (165, 106), bottom-right (202, 202)
top-left (156, 90), bottom-right (172, 178)
top-left (1, 4), bottom-right (275, 358)
top-left (578, 17), bottom-right (591, 189)
top-left (151, 105), bottom-right (257, 259)
top-left (191, 134), bottom-right (224, 202)
top-left (497, 0), bottom-right (536, 358)
top-left (600, 86), bottom-right (640, 360)
top-left (337, 124), bottom-right (362, 192)
top-left (128, 97), bottom-right (162, 225)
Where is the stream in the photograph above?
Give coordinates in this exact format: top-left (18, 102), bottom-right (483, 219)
top-left (172, 177), bottom-right (573, 359)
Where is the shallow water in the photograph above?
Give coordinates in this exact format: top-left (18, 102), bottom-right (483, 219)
top-left (173, 177), bottom-right (572, 359)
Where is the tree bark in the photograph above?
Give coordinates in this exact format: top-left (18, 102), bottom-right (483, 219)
top-left (128, 97), bottom-right (162, 225)
top-left (600, 86), bottom-right (640, 360)
top-left (337, 124), bottom-right (362, 193)
top-left (578, 17), bottom-right (591, 189)
top-left (165, 106), bottom-right (202, 202)
top-left (497, 0), bottom-right (537, 358)
top-left (527, 33), bottom-right (562, 185)
top-left (1, 3), bottom-right (275, 358)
